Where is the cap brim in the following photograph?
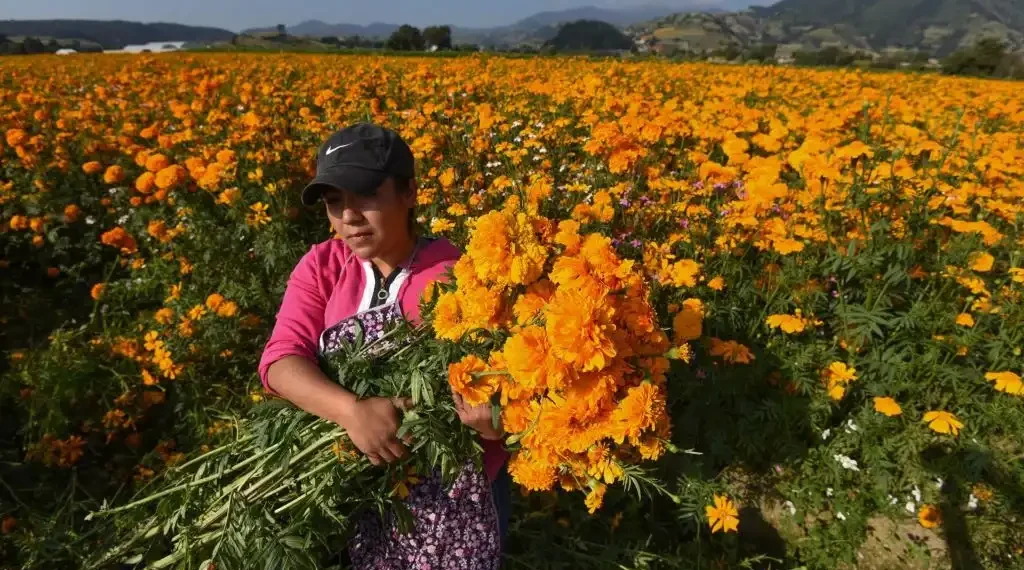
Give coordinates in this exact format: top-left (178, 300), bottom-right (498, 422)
top-left (300, 167), bottom-right (388, 206)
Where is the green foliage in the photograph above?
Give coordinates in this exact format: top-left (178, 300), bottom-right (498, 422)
top-left (943, 38), bottom-right (1024, 79)
top-left (544, 20), bottom-right (634, 53)
top-left (386, 25), bottom-right (426, 52)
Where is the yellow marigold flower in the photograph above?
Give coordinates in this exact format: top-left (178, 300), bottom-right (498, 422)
top-left (918, 504), bottom-right (941, 529)
top-left (611, 382), bottom-right (666, 443)
top-left (217, 187), bottom-right (241, 205)
top-left (968, 252), bottom-right (994, 273)
top-left (828, 362), bottom-right (858, 383)
top-left (554, 219), bottom-right (582, 253)
top-left (1009, 268), bottom-right (1024, 284)
top-left (508, 450), bottom-right (558, 492)
top-left (663, 258), bottom-right (702, 287)
top-left (154, 308), bottom-right (174, 325)
top-left (766, 314), bottom-right (806, 334)
top-left (672, 298), bottom-right (704, 342)
top-left (873, 396), bottom-right (902, 416)
top-left (955, 313), bottom-right (975, 327)
top-left (585, 483), bottom-right (607, 514)
top-left (984, 371), bottom-right (1023, 395)
top-left (972, 483), bottom-right (993, 502)
top-left (923, 410), bottom-right (963, 436)
top-left (706, 494), bottom-right (739, 533)
top-left (707, 276), bottom-right (726, 291)
top-left (586, 444), bottom-right (624, 484)
top-left (430, 217), bottom-right (455, 234)
top-left (187, 304), bottom-right (207, 320)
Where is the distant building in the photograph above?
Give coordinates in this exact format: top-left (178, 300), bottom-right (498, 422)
top-left (106, 41), bottom-right (187, 54)
top-left (55, 48), bottom-right (77, 55)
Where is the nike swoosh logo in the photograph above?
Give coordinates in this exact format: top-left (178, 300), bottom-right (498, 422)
top-left (325, 141), bottom-right (356, 155)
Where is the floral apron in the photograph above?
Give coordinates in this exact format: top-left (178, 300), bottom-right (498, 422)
top-left (317, 242), bottom-right (502, 570)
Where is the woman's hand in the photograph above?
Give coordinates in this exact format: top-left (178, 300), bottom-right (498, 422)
top-left (338, 396), bottom-right (412, 466)
top-left (452, 388), bottom-right (504, 441)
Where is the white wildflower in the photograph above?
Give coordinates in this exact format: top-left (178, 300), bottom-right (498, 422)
top-left (833, 454), bottom-right (860, 471)
top-left (836, 511), bottom-right (846, 521)
top-left (912, 486), bottom-right (922, 502)
top-left (905, 501), bottom-right (916, 514)
top-left (783, 500), bottom-right (796, 515)
top-left (826, 487), bottom-right (834, 497)
top-left (967, 494), bottom-right (979, 511)
top-left (821, 428), bottom-right (832, 440)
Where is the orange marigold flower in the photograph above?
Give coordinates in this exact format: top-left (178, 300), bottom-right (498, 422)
top-left (205, 293), bottom-right (225, 310)
top-left (448, 354), bottom-right (498, 407)
top-left (103, 165), bottom-right (125, 184)
top-left (155, 165), bottom-right (187, 190)
top-left (508, 450), bottom-right (557, 492)
top-left (968, 252), bottom-right (994, 273)
top-left (918, 504), bottom-right (941, 528)
top-left (672, 298), bottom-right (704, 342)
top-left (82, 161), bottom-right (103, 175)
top-left (544, 287), bottom-right (618, 372)
top-left (612, 382), bottom-right (666, 443)
top-left (145, 153), bottom-right (170, 173)
top-left (217, 301), bottom-right (239, 318)
top-left (90, 283), bottom-right (106, 301)
top-left (63, 204), bottom-right (82, 223)
top-left (708, 338), bottom-right (755, 364)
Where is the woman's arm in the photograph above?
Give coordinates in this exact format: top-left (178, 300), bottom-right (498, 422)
top-left (267, 356), bottom-right (409, 465)
top-left (260, 246), bottom-right (408, 464)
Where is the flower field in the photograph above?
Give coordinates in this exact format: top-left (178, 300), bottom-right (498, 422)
top-left (2, 53), bottom-right (1024, 569)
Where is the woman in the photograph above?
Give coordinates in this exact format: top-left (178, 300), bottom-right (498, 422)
top-left (258, 123), bottom-right (510, 569)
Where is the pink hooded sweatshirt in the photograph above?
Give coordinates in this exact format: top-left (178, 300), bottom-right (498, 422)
top-left (258, 237), bottom-right (508, 482)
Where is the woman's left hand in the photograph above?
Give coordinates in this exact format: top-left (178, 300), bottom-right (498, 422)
top-left (452, 388), bottom-right (504, 441)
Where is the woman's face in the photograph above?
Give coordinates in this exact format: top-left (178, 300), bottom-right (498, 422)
top-left (322, 177), bottom-right (416, 261)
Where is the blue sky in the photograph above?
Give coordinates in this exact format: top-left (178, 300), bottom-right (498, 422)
top-left (6, 0), bottom-right (759, 32)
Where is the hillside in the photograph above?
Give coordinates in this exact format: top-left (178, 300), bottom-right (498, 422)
top-left (245, 3), bottom-right (754, 47)
top-left (0, 20), bottom-right (234, 50)
top-left (633, 0), bottom-right (1024, 56)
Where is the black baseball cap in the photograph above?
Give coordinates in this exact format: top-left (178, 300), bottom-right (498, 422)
top-left (300, 123), bottom-right (415, 206)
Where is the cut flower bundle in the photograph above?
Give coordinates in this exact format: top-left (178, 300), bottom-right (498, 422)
top-left (87, 200), bottom-right (682, 568)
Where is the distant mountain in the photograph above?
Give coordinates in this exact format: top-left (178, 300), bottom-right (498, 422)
top-left (631, 0), bottom-right (1024, 56)
top-left (244, 20), bottom-right (399, 38)
top-left (0, 20), bottom-right (234, 49)
top-left (247, 3), bottom-right (761, 47)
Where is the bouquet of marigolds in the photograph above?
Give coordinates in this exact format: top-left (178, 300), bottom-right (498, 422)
top-left (87, 200), bottom-right (682, 569)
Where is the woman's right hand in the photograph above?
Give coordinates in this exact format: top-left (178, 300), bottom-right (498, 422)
top-left (337, 397), bottom-right (411, 466)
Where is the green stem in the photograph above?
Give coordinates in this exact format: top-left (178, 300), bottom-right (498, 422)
top-left (87, 438), bottom-right (287, 519)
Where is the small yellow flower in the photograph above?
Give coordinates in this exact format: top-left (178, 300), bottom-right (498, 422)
top-left (706, 494), bottom-right (739, 533)
top-left (955, 313), bottom-right (975, 327)
top-left (873, 396), bottom-right (902, 416)
top-left (923, 410), bottom-right (964, 436)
